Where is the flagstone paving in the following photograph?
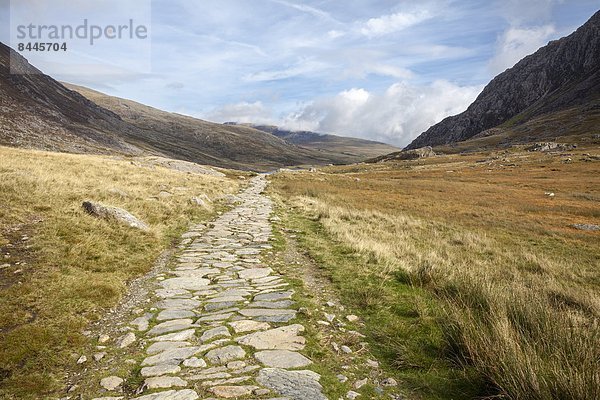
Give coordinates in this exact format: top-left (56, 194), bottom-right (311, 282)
top-left (91, 176), bottom-right (327, 399)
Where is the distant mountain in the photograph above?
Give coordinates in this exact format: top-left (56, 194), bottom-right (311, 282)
top-left (406, 10), bottom-right (600, 150)
top-left (64, 84), bottom-right (352, 170)
top-left (0, 42), bottom-right (372, 171)
top-left (236, 124), bottom-right (399, 161)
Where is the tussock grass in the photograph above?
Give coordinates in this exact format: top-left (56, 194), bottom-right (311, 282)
top-left (0, 146), bottom-right (238, 398)
top-left (272, 147), bottom-right (600, 399)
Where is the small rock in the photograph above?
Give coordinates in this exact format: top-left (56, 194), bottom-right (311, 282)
top-left (572, 223), bottom-right (600, 231)
top-left (341, 345), bottom-right (353, 354)
top-left (366, 359), bottom-right (379, 368)
top-left (354, 378), bottom-right (368, 389)
top-left (131, 314), bottom-right (152, 331)
top-left (253, 388), bottom-right (270, 396)
top-left (93, 352), bottom-right (106, 362)
top-left (382, 377), bottom-right (398, 387)
top-left (346, 315), bottom-right (359, 322)
top-left (337, 374), bottom-right (348, 383)
top-left (98, 334), bottom-right (110, 344)
top-left (77, 355), bottom-right (87, 364)
top-left (324, 313), bottom-right (335, 322)
top-left (100, 376), bottom-right (123, 391)
top-left (116, 332), bottom-right (136, 348)
top-left (200, 326), bottom-right (231, 342)
top-left (326, 301), bottom-right (336, 307)
top-left (347, 391), bottom-right (361, 399)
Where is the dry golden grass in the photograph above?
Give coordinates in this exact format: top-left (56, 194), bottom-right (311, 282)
top-left (0, 146), bottom-right (238, 398)
top-left (271, 145), bottom-right (600, 399)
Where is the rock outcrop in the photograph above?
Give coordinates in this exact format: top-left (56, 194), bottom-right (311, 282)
top-left (367, 146), bottom-right (435, 163)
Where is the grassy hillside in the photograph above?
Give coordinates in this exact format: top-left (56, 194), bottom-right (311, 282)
top-left (0, 146), bottom-right (240, 398)
top-left (270, 144), bottom-right (600, 399)
top-left (432, 102), bottom-right (600, 154)
top-left (64, 83), bottom-right (366, 170)
top-left (248, 125), bottom-right (400, 161)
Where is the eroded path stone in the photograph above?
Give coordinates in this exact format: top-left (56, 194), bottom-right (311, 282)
top-left (91, 176), bottom-right (327, 399)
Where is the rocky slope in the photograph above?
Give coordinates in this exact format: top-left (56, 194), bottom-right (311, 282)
top-left (0, 42), bottom-right (141, 155)
top-left (406, 10), bottom-right (600, 150)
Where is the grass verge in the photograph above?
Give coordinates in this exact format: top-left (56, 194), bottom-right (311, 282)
top-left (0, 146), bottom-right (239, 399)
top-left (269, 145), bottom-right (600, 399)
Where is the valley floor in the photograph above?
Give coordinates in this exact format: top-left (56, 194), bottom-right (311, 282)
top-left (0, 143), bottom-right (598, 399)
top-left (65, 176), bottom-right (403, 400)
top-left (269, 144), bottom-right (600, 399)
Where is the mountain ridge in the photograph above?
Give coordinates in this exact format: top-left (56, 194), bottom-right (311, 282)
top-left (406, 10), bottom-right (600, 150)
top-left (228, 123), bottom-right (399, 160)
top-left (0, 42), bottom-right (390, 170)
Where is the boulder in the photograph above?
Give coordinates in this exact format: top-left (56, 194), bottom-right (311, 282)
top-left (527, 142), bottom-right (574, 152)
top-left (397, 146), bottom-right (435, 160)
top-left (82, 201), bottom-right (149, 231)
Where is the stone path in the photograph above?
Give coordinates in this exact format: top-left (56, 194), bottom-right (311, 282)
top-left (92, 176), bottom-right (328, 400)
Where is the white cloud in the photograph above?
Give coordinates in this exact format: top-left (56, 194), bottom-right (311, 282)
top-left (360, 9), bottom-right (434, 37)
top-left (339, 61), bottom-right (414, 80)
top-left (205, 101), bottom-right (275, 125)
top-left (488, 25), bottom-right (556, 74)
top-left (327, 30), bottom-right (345, 39)
top-left (500, 0), bottom-right (562, 26)
top-left (268, 0), bottom-right (339, 22)
top-left (243, 59), bottom-right (328, 82)
top-left (281, 81), bottom-right (483, 146)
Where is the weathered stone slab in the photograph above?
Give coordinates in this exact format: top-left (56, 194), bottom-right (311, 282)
top-left (148, 319), bottom-right (194, 336)
top-left (251, 300), bottom-right (295, 309)
top-left (254, 290), bottom-right (294, 301)
top-left (238, 268), bottom-right (272, 279)
top-left (205, 345), bottom-right (246, 365)
top-left (228, 319), bottom-right (270, 333)
top-left (238, 308), bottom-right (296, 322)
top-left (157, 310), bottom-right (195, 321)
top-left (141, 364), bottom-right (181, 377)
top-left (132, 389), bottom-right (198, 400)
top-left (160, 278), bottom-right (210, 291)
top-left (236, 324), bottom-right (305, 350)
top-left (255, 350), bottom-right (312, 368)
top-left (200, 326), bottom-right (230, 342)
top-left (145, 376), bottom-right (187, 389)
top-left (257, 368), bottom-right (326, 400)
top-left (146, 341), bottom-right (190, 355)
top-left (208, 385), bottom-right (259, 398)
top-left (156, 298), bottom-right (200, 310)
top-left (142, 347), bottom-right (200, 366)
top-left (150, 329), bottom-right (196, 342)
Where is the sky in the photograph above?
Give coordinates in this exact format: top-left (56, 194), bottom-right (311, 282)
top-left (1, 1), bottom-right (598, 147)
